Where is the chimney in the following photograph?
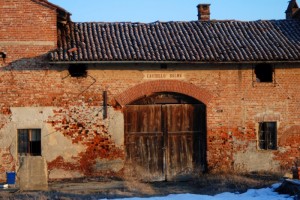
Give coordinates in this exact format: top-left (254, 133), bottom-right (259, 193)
top-left (285, 0), bottom-right (299, 19)
top-left (197, 4), bottom-right (210, 21)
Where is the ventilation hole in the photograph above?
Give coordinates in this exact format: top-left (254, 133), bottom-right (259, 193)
top-left (68, 64), bottom-right (87, 77)
top-left (254, 64), bottom-right (273, 82)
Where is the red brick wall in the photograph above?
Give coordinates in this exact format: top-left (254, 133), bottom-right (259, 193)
top-left (0, 0), bottom-right (299, 180)
top-left (0, 0), bottom-right (57, 63)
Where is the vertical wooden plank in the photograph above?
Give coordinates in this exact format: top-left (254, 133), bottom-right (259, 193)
top-left (162, 105), bottom-right (168, 180)
top-left (166, 104), bottom-right (197, 180)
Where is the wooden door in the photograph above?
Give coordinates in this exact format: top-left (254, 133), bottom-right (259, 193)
top-left (166, 104), bottom-right (205, 180)
top-left (125, 105), bottom-right (165, 181)
top-left (125, 104), bottom-right (206, 181)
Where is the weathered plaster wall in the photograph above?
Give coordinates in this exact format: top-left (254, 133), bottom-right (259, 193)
top-left (234, 142), bottom-right (280, 172)
top-left (0, 107), bottom-right (86, 180)
top-left (0, 106), bottom-right (125, 181)
top-left (18, 156), bottom-right (48, 190)
top-left (46, 105), bottom-right (124, 177)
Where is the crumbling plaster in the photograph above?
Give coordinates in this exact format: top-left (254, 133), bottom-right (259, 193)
top-left (233, 141), bottom-right (281, 172)
top-left (4, 107), bottom-right (85, 163)
top-left (107, 107), bottom-right (124, 147)
top-left (1, 106), bottom-right (125, 179)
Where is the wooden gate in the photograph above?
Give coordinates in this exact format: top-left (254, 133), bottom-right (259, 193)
top-left (125, 102), bottom-right (206, 181)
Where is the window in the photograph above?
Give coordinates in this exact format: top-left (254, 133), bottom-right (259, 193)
top-left (68, 64), bottom-right (87, 77)
top-left (254, 64), bottom-right (273, 82)
top-left (18, 129), bottom-right (41, 156)
top-left (258, 122), bottom-right (277, 150)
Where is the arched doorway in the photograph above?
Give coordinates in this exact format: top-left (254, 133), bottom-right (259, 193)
top-left (124, 92), bottom-right (207, 181)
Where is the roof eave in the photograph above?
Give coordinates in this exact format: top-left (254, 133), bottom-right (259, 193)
top-left (48, 60), bottom-right (300, 65)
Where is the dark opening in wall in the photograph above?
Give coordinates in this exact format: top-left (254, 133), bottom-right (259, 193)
top-left (254, 64), bottom-right (273, 82)
top-left (68, 64), bottom-right (87, 77)
top-left (160, 64), bottom-right (168, 69)
top-left (0, 52), bottom-right (6, 59)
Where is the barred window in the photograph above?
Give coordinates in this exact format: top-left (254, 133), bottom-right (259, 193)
top-left (258, 122), bottom-right (277, 150)
top-left (18, 129), bottom-right (41, 156)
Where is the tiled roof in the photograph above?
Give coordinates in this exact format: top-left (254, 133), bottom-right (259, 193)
top-left (50, 20), bottom-right (300, 63)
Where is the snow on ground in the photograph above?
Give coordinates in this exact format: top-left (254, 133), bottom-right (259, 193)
top-left (101, 183), bottom-right (293, 200)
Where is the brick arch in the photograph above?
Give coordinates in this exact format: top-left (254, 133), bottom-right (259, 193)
top-left (114, 80), bottom-right (213, 106)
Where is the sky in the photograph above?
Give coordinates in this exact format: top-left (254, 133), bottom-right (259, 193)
top-left (100, 183), bottom-right (294, 200)
top-left (48, 0), bottom-right (290, 23)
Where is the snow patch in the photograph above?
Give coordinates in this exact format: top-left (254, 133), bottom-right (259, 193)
top-left (100, 184), bottom-right (293, 200)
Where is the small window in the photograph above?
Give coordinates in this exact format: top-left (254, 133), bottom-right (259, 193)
top-left (258, 122), bottom-right (277, 150)
top-left (68, 64), bottom-right (87, 77)
top-left (254, 64), bottom-right (273, 82)
top-left (18, 129), bottom-right (41, 156)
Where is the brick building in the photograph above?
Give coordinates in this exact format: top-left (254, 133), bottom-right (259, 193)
top-left (0, 0), bottom-right (300, 184)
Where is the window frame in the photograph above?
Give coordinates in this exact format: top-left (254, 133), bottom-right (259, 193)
top-left (257, 122), bottom-right (277, 150)
top-left (17, 129), bottom-right (42, 156)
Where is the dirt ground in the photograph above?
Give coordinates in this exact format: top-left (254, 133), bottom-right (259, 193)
top-left (0, 172), bottom-right (283, 200)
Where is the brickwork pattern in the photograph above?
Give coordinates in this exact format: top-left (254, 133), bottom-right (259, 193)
top-left (0, 0), bottom-right (299, 179)
top-left (0, 0), bottom-right (57, 63)
top-left (0, 63), bottom-right (299, 176)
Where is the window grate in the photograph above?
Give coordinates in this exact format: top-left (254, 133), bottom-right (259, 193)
top-left (258, 122), bottom-right (277, 150)
top-left (18, 129), bottom-right (41, 156)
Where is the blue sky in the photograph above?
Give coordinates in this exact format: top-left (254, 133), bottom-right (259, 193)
top-left (48, 0), bottom-right (290, 22)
